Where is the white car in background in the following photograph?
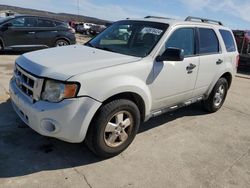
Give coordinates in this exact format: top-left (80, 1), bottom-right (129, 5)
top-left (76, 22), bottom-right (95, 34)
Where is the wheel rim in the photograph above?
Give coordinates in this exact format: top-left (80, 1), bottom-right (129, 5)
top-left (56, 40), bottom-right (68, 47)
top-left (104, 111), bottom-right (133, 148)
top-left (213, 85), bottom-right (225, 107)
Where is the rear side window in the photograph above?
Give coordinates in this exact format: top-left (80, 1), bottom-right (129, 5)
top-left (166, 28), bottom-right (195, 56)
top-left (38, 19), bottom-right (56, 27)
top-left (219, 30), bottom-right (236, 52)
top-left (55, 21), bottom-right (67, 27)
top-left (199, 28), bottom-right (220, 54)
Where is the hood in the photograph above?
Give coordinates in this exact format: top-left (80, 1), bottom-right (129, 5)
top-left (16, 45), bottom-right (141, 80)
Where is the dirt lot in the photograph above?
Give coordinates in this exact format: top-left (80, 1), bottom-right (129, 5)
top-left (1, 43), bottom-right (250, 187)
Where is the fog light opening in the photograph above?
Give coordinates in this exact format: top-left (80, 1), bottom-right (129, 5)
top-left (41, 120), bottom-right (57, 133)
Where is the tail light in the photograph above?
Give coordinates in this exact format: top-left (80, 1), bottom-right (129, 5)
top-left (236, 54), bottom-right (240, 68)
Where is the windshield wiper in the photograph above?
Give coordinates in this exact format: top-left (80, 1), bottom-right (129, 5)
top-left (85, 42), bottom-right (115, 53)
top-left (85, 42), bottom-right (95, 48)
top-left (95, 46), bottom-right (116, 53)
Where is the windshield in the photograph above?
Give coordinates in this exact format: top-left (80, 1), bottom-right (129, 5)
top-left (86, 20), bottom-right (169, 57)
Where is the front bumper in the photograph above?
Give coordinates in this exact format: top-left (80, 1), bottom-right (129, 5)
top-left (9, 78), bottom-right (102, 143)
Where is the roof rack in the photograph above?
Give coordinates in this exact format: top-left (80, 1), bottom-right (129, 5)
top-left (185, 16), bottom-right (223, 26)
top-left (145, 16), bottom-right (173, 20)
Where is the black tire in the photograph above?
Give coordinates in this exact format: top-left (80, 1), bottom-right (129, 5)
top-left (85, 99), bottom-right (141, 158)
top-left (0, 41), bottom-right (3, 52)
top-left (203, 78), bottom-right (228, 113)
top-left (55, 39), bottom-right (69, 47)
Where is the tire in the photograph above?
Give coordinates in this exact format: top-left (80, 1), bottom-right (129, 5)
top-left (85, 99), bottom-right (141, 158)
top-left (0, 41), bottom-right (3, 52)
top-left (203, 78), bottom-right (228, 113)
top-left (55, 39), bottom-right (69, 47)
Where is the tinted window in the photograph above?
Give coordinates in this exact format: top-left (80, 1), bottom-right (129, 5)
top-left (38, 19), bottom-right (56, 27)
top-left (54, 21), bottom-right (66, 27)
top-left (199, 28), bottom-right (219, 54)
top-left (166, 28), bottom-right (195, 56)
top-left (219, 30), bottom-right (236, 52)
top-left (10, 17), bottom-right (37, 27)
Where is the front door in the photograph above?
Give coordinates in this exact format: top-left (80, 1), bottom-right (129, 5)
top-left (151, 27), bottom-right (199, 110)
top-left (3, 17), bottom-right (37, 48)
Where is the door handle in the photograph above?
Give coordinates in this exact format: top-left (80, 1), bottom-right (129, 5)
top-left (186, 63), bottom-right (196, 71)
top-left (28, 32), bottom-right (35, 34)
top-left (216, 59), bottom-right (223, 65)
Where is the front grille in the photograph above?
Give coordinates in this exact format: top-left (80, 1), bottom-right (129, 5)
top-left (14, 64), bottom-right (43, 102)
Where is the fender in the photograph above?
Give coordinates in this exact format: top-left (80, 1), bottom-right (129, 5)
top-left (72, 74), bottom-right (152, 118)
top-left (205, 64), bottom-right (235, 98)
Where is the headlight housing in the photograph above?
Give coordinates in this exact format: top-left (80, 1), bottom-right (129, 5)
top-left (41, 80), bottom-right (79, 103)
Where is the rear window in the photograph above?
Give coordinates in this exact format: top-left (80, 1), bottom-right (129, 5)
top-left (199, 28), bottom-right (220, 54)
top-left (219, 30), bottom-right (236, 52)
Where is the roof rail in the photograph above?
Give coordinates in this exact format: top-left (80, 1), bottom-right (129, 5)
top-left (145, 16), bottom-right (173, 20)
top-left (185, 16), bottom-right (223, 26)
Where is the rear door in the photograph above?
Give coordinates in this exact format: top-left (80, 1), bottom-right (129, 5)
top-left (35, 18), bottom-right (59, 47)
top-left (3, 17), bottom-right (37, 47)
top-left (193, 27), bottom-right (224, 96)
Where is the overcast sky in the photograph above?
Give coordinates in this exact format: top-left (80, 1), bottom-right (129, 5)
top-left (0, 0), bottom-right (249, 29)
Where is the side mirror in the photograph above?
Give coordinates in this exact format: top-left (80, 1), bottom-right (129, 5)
top-left (156, 48), bottom-right (184, 62)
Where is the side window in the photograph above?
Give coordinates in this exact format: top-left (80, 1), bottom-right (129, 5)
top-left (199, 28), bottom-right (220, 54)
top-left (10, 17), bottom-right (37, 27)
top-left (38, 19), bottom-right (56, 27)
top-left (219, 30), bottom-right (236, 52)
top-left (165, 28), bottom-right (195, 56)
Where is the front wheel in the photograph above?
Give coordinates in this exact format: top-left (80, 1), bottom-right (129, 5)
top-left (0, 41), bottom-right (3, 52)
top-left (203, 78), bottom-right (228, 113)
top-left (85, 99), bottom-right (141, 158)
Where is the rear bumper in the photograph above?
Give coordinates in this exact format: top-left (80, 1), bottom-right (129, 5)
top-left (9, 78), bottom-right (102, 143)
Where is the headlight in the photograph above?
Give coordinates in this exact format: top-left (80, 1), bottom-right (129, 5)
top-left (41, 80), bottom-right (79, 103)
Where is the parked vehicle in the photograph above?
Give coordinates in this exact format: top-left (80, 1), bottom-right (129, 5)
top-left (0, 10), bottom-right (16, 18)
top-left (9, 16), bottom-right (238, 158)
top-left (89, 25), bottom-right (106, 36)
top-left (233, 30), bottom-right (250, 69)
top-left (0, 15), bottom-right (76, 51)
top-left (76, 22), bottom-right (95, 34)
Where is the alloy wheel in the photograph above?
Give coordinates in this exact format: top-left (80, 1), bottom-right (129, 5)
top-left (104, 111), bottom-right (133, 148)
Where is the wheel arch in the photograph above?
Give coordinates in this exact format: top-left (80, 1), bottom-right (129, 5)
top-left (220, 72), bottom-right (232, 88)
top-left (206, 71), bottom-right (233, 98)
top-left (101, 92), bottom-right (146, 122)
top-left (55, 37), bottom-right (71, 45)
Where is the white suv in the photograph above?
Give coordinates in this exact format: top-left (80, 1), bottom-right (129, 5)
top-left (9, 16), bottom-right (238, 158)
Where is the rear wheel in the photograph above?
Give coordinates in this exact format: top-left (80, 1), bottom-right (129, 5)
top-left (85, 99), bottom-right (140, 158)
top-left (55, 39), bottom-right (69, 47)
top-left (203, 78), bottom-right (228, 113)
